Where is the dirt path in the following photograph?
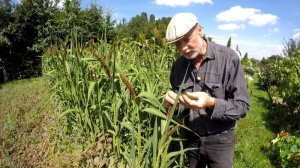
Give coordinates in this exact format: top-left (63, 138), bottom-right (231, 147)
top-left (0, 78), bottom-right (55, 167)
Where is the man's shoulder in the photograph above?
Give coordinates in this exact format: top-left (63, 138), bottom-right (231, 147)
top-left (209, 41), bottom-right (239, 60)
top-left (171, 56), bottom-right (190, 76)
top-left (209, 42), bottom-right (236, 54)
top-left (174, 55), bottom-right (189, 65)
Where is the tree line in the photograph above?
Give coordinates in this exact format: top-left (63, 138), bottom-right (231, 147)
top-left (0, 0), bottom-right (171, 83)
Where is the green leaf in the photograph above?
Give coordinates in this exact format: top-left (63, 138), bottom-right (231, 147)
top-left (140, 137), bottom-right (152, 163)
top-left (138, 91), bottom-right (161, 108)
top-left (167, 148), bottom-right (198, 160)
top-left (131, 126), bottom-right (136, 168)
top-left (290, 145), bottom-right (298, 153)
top-left (121, 121), bottom-right (137, 134)
top-left (107, 129), bottom-right (116, 136)
top-left (81, 57), bottom-right (98, 61)
top-left (59, 108), bottom-right (76, 118)
top-left (142, 108), bottom-right (166, 119)
top-left (121, 150), bottom-right (133, 167)
top-left (152, 117), bottom-right (158, 167)
top-left (165, 156), bottom-right (178, 168)
top-left (87, 81), bottom-right (96, 102)
top-left (65, 61), bottom-right (71, 76)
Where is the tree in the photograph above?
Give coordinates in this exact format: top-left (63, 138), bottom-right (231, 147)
top-left (0, 0), bottom-right (13, 82)
top-left (52, 0), bottom-right (81, 40)
top-left (153, 16), bottom-right (171, 45)
top-left (0, 0), bottom-right (117, 83)
top-left (125, 12), bottom-right (149, 40)
top-left (0, 0), bottom-right (56, 82)
top-left (260, 57), bottom-right (268, 66)
top-left (115, 12), bottom-right (171, 46)
top-left (52, 1), bottom-right (116, 43)
top-left (115, 18), bottom-right (129, 39)
top-left (282, 38), bottom-right (300, 57)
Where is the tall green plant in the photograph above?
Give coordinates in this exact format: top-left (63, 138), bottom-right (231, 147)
top-left (43, 32), bottom-right (190, 166)
top-left (225, 37), bottom-right (255, 88)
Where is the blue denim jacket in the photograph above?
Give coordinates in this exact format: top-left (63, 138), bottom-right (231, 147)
top-left (170, 38), bottom-right (250, 135)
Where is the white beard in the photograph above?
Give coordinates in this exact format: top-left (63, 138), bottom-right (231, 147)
top-left (183, 37), bottom-right (203, 60)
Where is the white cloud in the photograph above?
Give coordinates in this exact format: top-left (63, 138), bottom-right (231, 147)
top-left (249, 43), bottom-right (283, 59)
top-left (216, 6), bottom-right (279, 27)
top-left (231, 33), bottom-right (238, 37)
top-left (209, 35), bottom-right (283, 60)
top-left (248, 14), bottom-right (278, 26)
top-left (50, 0), bottom-right (64, 8)
top-left (250, 45), bottom-right (283, 60)
top-left (18, 0), bottom-right (64, 7)
top-left (291, 33), bottom-right (300, 40)
top-left (263, 34), bottom-right (271, 37)
top-left (251, 50), bottom-right (271, 60)
top-left (294, 28), bottom-right (300, 32)
top-left (216, 6), bottom-right (258, 22)
top-left (218, 23), bottom-right (245, 31)
top-left (268, 28), bottom-right (280, 33)
top-left (154, 0), bottom-right (212, 7)
top-left (58, 0), bottom-right (64, 8)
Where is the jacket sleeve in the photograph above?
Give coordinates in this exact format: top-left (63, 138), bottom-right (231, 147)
top-left (211, 55), bottom-right (250, 121)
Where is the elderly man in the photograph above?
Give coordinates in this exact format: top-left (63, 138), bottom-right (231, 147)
top-left (163, 13), bottom-right (250, 168)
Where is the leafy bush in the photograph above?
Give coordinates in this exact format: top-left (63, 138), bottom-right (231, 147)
top-left (271, 133), bottom-right (300, 167)
top-left (259, 55), bottom-right (300, 131)
top-left (259, 38), bottom-right (300, 168)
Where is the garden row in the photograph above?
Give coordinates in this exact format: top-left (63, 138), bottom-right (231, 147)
top-left (258, 40), bottom-right (300, 167)
top-left (43, 32), bottom-right (190, 167)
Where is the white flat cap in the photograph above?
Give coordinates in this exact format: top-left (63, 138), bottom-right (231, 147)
top-left (166, 13), bottom-right (198, 43)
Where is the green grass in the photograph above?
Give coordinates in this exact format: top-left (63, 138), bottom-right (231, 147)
top-left (0, 77), bottom-right (55, 167)
top-left (0, 77), bottom-right (276, 167)
top-left (0, 77), bottom-right (112, 167)
top-left (234, 79), bottom-right (275, 168)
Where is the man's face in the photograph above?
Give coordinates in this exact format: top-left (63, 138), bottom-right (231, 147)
top-left (174, 27), bottom-right (202, 60)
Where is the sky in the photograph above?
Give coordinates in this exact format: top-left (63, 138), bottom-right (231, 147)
top-left (81, 0), bottom-right (300, 60)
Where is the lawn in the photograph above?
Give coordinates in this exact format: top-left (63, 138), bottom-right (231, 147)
top-left (234, 80), bottom-right (275, 168)
top-left (0, 77), bottom-right (55, 167)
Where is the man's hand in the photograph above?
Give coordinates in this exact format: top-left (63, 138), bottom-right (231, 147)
top-left (163, 90), bottom-right (178, 108)
top-left (180, 92), bottom-right (215, 110)
top-left (163, 91), bottom-right (215, 110)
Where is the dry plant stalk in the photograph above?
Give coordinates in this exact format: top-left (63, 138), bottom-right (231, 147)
top-left (119, 74), bottom-right (136, 100)
top-left (58, 38), bottom-right (67, 63)
top-left (94, 52), bottom-right (112, 80)
top-left (161, 125), bottom-right (180, 149)
top-left (77, 43), bottom-right (81, 56)
top-left (108, 47), bottom-right (114, 61)
top-left (84, 39), bottom-right (94, 49)
top-left (166, 106), bottom-right (172, 120)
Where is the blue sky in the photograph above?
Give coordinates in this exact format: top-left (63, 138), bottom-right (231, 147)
top-left (81, 0), bottom-right (300, 60)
